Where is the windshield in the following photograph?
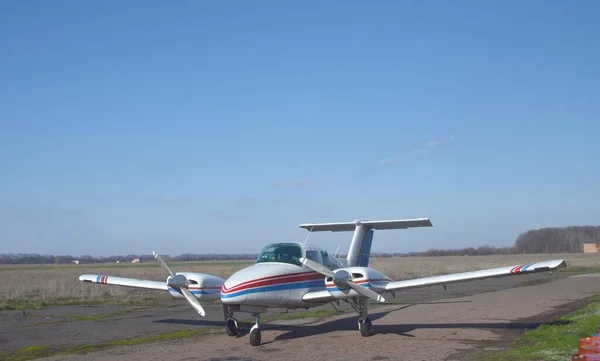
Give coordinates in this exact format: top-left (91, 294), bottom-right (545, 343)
top-left (256, 243), bottom-right (302, 266)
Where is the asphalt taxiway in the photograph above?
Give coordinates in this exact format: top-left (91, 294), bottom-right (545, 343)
top-left (2, 271), bottom-right (599, 361)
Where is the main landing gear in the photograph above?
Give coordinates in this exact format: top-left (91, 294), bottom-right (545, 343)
top-left (346, 298), bottom-right (373, 337)
top-left (223, 305), bottom-right (240, 337)
top-left (223, 305), bottom-right (262, 346)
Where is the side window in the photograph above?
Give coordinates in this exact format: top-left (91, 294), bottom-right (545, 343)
top-left (320, 251), bottom-right (332, 269)
top-left (306, 250), bottom-right (321, 264)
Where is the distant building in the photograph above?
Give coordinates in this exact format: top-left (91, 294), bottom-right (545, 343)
top-left (131, 258), bottom-right (140, 263)
top-left (583, 243), bottom-right (598, 253)
top-left (72, 260), bottom-right (80, 264)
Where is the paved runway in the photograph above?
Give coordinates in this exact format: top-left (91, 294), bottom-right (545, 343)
top-left (3, 271), bottom-right (599, 361)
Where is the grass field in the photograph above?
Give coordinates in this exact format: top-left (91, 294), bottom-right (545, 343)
top-left (2, 253), bottom-right (600, 310)
top-left (484, 295), bottom-right (600, 361)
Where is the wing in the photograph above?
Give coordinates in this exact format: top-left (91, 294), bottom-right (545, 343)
top-left (385, 258), bottom-right (566, 292)
top-left (301, 258), bottom-right (567, 303)
top-left (79, 274), bottom-right (168, 291)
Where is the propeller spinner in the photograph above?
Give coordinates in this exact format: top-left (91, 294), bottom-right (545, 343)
top-left (153, 251), bottom-right (206, 316)
top-left (299, 257), bottom-right (385, 303)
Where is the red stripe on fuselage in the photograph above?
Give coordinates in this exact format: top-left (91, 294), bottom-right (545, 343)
top-left (221, 272), bottom-right (324, 294)
top-left (221, 271), bottom-right (319, 291)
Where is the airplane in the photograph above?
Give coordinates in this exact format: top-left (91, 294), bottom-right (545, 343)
top-left (79, 218), bottom-right (567, 346)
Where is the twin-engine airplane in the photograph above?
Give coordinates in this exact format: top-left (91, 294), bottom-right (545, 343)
top-left (79, 218), bottom-right (567, 346)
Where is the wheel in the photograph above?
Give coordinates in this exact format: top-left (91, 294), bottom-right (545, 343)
top-left (359, 318), bottom-right (372, 337)
top-left (225, 318), bottom-right (239, 336)
top-left (249, 327), bottom-right (261, 346)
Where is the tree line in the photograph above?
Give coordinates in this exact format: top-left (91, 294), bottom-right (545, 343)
top-left (0, 253), bottom-right (260, 265)
top-left (1, 225), bottom-right (598, 264)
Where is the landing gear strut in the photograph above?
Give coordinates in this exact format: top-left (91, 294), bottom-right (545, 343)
top-left (223, 305), bottom-right (240, 336)
top-left (249, 313), bottom-right (261, 346)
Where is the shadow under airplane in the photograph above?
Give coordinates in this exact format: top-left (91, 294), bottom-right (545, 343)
top-left (153, 300), bottom-right (569, 342)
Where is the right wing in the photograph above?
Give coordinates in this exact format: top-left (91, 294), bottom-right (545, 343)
top-left (79, 274), bottom-right (168, 291)
top-left (385, 259), bottom-right (567, 292)
top-left (302, 258), bottom-right (567, 303)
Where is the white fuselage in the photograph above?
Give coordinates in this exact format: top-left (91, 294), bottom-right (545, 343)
top-left (167, 241), bottom-right (393, 310)
top-left (219, 262), bottom-right (392, 308)
top-left (220, 263), bottom-right (325, 308)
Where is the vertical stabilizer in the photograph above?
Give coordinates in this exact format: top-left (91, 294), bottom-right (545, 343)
top-left (346, 226), bottom-right (374, 267)
top-left (298, 218), bottom-right (433, 268)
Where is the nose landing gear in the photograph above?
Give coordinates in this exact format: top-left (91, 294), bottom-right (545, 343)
top-left (249, 313), bottom-right (261, 346)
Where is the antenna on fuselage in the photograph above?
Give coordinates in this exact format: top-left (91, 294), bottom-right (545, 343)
top-left (334, 244), bottom-right (341, 258)
top-left (304, 226), bottom-right (314, 245)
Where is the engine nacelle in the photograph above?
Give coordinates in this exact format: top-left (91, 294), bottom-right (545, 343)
top-left (167, 272), bottom-right (225, 301)
top-left (324, 267), bottom-right (392, 300)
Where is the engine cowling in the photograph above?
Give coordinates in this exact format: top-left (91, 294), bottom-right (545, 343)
top-left (324, 267), bottom-right (391, 300)
top-left (167, 272), bottom-right (225, 301)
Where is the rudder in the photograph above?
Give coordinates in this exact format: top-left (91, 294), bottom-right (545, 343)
top-left (355, 229), bottom-right (374, 267)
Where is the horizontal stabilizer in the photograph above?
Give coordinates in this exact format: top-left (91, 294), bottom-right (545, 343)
top-left (299, 218), bottom-right (433, 232)
top-left (79, 274), bottom-right (168, 291)
top-left (385, 259), bottom-right (567, 292)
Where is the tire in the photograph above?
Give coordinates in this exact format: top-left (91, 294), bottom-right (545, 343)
top-left (250, 328), bottom-right (261, 346)
top-left (359, 318), bottom-right (372, 337)
top-left (226, 319), bottom-right (239, 336)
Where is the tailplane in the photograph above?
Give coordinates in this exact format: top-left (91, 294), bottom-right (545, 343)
top-left (298, 218), bottom-right (433, 267)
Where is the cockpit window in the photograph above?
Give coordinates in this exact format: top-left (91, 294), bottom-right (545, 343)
top-left (256, 243), bottom-right (302, 266)
top-left (306, 250), bottom-right (321, 263)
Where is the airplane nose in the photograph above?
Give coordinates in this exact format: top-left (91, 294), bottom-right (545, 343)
top-left (220, 279), bottom-right (247, 303)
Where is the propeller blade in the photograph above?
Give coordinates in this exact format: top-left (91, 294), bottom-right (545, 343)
top-left (299, 257), bottom-right (335, 278)
top-left (153, 251), bottom-right (174, 277)
top-left (152, 251), bottom-right (206, 317)
top-left (180, 288), bottom-right (206, 316)
top-left (347, 281), bottom-right (386, 303)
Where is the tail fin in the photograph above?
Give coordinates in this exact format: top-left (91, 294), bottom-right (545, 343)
top-left (298, 218), bottom-right (433, 267)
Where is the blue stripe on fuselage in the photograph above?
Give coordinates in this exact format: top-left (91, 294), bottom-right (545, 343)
top-left (220, 279), bottom-right (325, 299)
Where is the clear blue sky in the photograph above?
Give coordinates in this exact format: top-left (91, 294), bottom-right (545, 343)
top-left (1, 1), bottom-right (598, 257)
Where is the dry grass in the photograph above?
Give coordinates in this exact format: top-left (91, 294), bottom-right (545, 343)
top-left (2, 254), bottom-right (599, 309)
top-left (369, 253), bottom-right (600, 280)
top-left (0, 261), bottom-right (250, 309)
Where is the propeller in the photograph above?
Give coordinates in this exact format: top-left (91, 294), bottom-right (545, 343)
top-left (153, 251), bottom-right (206, 316)
top-left (299, 257), bottom-right (385, 303)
